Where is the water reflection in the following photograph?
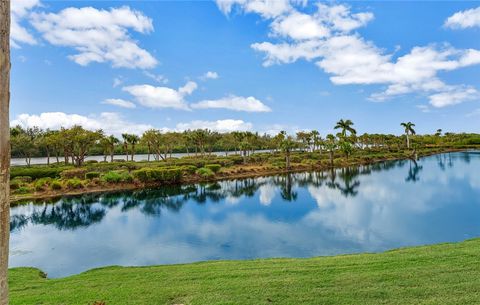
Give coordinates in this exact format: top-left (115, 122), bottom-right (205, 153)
top-left (9, 152), bottom-right (480, 277)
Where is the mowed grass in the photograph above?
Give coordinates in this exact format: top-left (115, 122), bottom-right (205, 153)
top-left (9, 238), bottom-right (480, 305)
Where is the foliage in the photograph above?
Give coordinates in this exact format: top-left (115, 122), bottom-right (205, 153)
top-left (205, 164), bottom-right (222, 173)
top-left (132, 168), bottom-right (183, 183)
top-left (34, 178), bottom-right (52, 191)
top-left (196, 167), bottom-right (215, 179)
top-left (61, 168), bottom-right (87, 179)
top-left (50, 180), bottom-right (63, 190)
top-left (101, 171), bottom-right (132, 183)
top-left (85, 172), bottom-right (101, 180)
top-left (11, 167), bottom-right (64, 180)
top-left (65, 179), bottom-right (84, 189)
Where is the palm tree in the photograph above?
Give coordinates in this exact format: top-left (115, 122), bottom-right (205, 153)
top-left (128, 134), bottom-right (140, 161)
top-left (121, 133), bottom-right (130, 161)
top-left (310, 130), bottom-right (320, 152)
top-left (278, 131), bottom-right (297, 169)
top-left (401, 122), bottom-right (416, 149)
top-left (0, 1), bottom-right (10, 303)
top-left (435, 129), bottom-right (442, 137)
top-left (324, 134), bottom-right (337, 167)
top-left (334, 119), bottom-right (356, 138)
top-left (103, 135), bottom-right (119, 162)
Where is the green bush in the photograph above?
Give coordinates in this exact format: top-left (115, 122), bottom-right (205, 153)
top-left (180, 165), bottom-right (197, 174)
top-left (61, 168), bottom-right (87, 179)
top-left (50, 180), bottom-right (63, 190)
top-left (196, 167), bottom-right (215, 179)
top-left (13, 176), bottom-right (32, 183)
top-left (85, 160), bottom-right (98, 164)
top-left (34, 178), bottom-right (52, 191)
top-left (132, 167), bottom-right (183, 183)
top-left (10, 179), bottom-right (21, 190)
top-left (14, 186), bottom-right (32, 194)
top-left (65, 178), bottom-right (84, 189)
top-left (11, 167), bottom-right (64, 180)
top-left (101, 171), bottom-right (133, 183)
top-left (85, 172), bottom-right (101, 180)
top-left (205, 164), bottom-right (222, 173)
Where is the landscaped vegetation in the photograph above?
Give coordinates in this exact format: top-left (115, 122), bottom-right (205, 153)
top-left (9, 120), bottom-right (480, 202)
top-left (9, 238), bottom-right (480, 305)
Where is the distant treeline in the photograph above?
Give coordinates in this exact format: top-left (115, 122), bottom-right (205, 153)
top-left (9, 119), bottom-right (480, 166)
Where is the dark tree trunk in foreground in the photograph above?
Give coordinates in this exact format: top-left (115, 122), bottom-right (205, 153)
top-left (0, 1), bottom-right (11, 304)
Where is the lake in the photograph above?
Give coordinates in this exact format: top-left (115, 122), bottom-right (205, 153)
top-left (9, 151), bottom-right (480, 278)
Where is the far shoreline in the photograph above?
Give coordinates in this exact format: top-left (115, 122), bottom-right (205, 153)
top-left (10, 147), bottom-right (471, 205)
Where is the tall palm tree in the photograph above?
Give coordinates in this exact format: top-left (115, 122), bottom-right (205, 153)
top-left (310, 130), bottom-right (320, 152)
top-left (121, 133), bottom-right (130, 161)
top-left (128, 134), bottom-right (140, 161)
top-left (0, 1), bottom-right (10, 303)
top-left (401, 122), bottom-right (416, 149)
top-left (334, 119), bottom-right (356, 138)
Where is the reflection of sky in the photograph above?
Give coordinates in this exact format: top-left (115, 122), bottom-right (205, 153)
top-left (9, 152), bottom-right (480, 277)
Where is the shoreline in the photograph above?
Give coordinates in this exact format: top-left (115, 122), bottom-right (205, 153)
top-left (9, 147), bottom-right (469, 204)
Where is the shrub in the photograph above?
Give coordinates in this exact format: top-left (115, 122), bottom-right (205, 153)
top-left (10, 179), bottom-right (21, 190)
top-left (85, 160), bottom-right (98, 164)
top-left (34, 177), bottom-right (52, 191)
top-left (132, 167), bottom-right (183, 183)
top-left (15, 186), bottom-right (32, 194)
top-left (112, 159), bottom-right (126, 163)
top-left (61, 168), bottom-right (87, 179)
top-left (101, 171), bottom-right (123, 183)
top-left (13, 176), bottom-right (32, 183)
top-left (50, 180), bottom-right (63, 190)
top-left (11, 167), bottom-right (64, 180)
top-left (196, 167), bottom-right (215, 179)
top-left (66, 178), bottom-right (84, 189)
top-left (205, 164), bottom-right (222, 173)
top-left (85, 172), bottom-right (101, 180)
top-left (101, 171), bottom-right (133, 183)
top-left (180, 165), bottom-right (197, 174)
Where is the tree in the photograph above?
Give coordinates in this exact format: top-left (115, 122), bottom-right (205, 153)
top-left (334, 119), bottom-right (356, 138)
top-left (401, 122), bottom-right (416, 149)
top-left (278, 131), bottom-right (297, 169)
top-left (101, 135), bottom-right (119, 162)
top-left (324, 134), bottom-right (337, 167)
top-left (62, 126), bottom-right (103, 166)
top-left (128, 134), bottom-right (140, 161)
top-left (0, 1), bottom-right (10, 303)
top-left (122, 133), bottom-right (130, 161)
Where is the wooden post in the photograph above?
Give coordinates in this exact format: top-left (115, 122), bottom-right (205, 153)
top-left (0, 1), bottom-right (11, 304)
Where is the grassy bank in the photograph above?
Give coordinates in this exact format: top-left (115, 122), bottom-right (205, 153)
top-left (10, 146), bottom-right (473, 203)
top-left (9, 238), bottom-right (480, 305)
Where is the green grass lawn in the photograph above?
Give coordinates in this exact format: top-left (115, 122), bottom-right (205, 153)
top-left (9, 238), bottom-right (480, 305)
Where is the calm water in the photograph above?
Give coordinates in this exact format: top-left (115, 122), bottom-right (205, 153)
top-left (9, 152), bottom-right (480, 277)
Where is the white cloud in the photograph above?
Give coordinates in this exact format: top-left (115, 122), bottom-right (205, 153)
top-left (122, 81), bottom-right (197, 110)
top-left (223, 1), bottom-right (480, 108)
top-left (201, 71), bottom-right (219, 80)
top-left (30, 6), bottom-right (157, 69)
top-left (176, 119), bottom-right (253, 132)
top-left (445, 6), bottom-right (480, 29)
top-left (102, 98), bottom-right (136, 109)
top-left (113, 77), bottom-right (123, 88)
top-left (428, 86), bottom-right (478, 108)
top-left (192, 95), bottom-right (271, 112)
top-left (143, 71), bottom-right (169, 84)
top-left (11, 112), bottom-right (153, 136)
top-left (11, 0), bottom-right (40, 48)
top-left (217, 0), bottom-right (292, 19)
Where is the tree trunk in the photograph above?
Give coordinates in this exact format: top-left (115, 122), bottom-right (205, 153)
top-left (0, 1), bottom-right (11, 304)
top-left (406, 133), bottom-right (410, 149)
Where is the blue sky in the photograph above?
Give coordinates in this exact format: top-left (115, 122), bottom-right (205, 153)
top-left (9, 0), bottom-right (480, 136)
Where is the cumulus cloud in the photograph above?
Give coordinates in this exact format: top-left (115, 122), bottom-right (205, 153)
top-left (176, 119), bottom-right (253, 132)
top-left (11, 112), bottom-right (153, 136)
top-left (191, 95), bottom-right (271, 112)
top-left (201, 71), bottom-right (219, 80)
top-left (123, 81), bottom-right (197, 110)
top-left (11, 0), bottom-right (40, 48)
top-left (428, 87), bottom-right (478, 108)
top-left (220, 1), bottom-right (480, 108)
top-left (30, 6), bottom-right (157, 69)
top-left (445, 6), bottom-right (480, 29)
top-left (102, 98), bottom-right (136, 109)
top-left (217, 0), bottom-right (292, 19)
